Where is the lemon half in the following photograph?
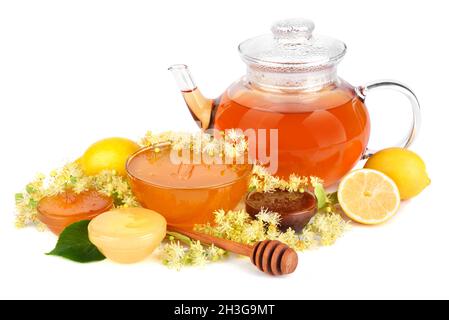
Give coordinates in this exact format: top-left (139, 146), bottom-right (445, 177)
top-left (338, 169), bottom-right (401, 225)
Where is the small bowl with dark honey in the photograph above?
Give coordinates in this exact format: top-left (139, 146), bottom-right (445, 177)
top-left (245, 190), bottom-right (317, 232)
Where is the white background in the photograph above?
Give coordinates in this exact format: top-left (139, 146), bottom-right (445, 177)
top-left (0, 0), bottom-right (447, 300)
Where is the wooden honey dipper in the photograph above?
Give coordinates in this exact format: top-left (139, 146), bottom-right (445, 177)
top-left (169, 226), bottom-right (298, 276)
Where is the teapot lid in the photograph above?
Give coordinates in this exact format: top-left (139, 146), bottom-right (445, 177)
top-left (238, 18), bottom-right (346, 71)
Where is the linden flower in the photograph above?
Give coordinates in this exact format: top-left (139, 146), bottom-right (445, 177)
top-left (72, 177), bottom-right (89, 194)
top-left (162, 241), bottom-right (186, 270)
top-left (266, 225), bottom-right (280, 240)
top-left (262, 176), bottom-right (280, 193)
top-left (240, 221), bottom-right (263, 244)
top-left (223, 142), bottom-right (238, 158)
top-left (170, 133), bottom-right (191, 151)
top-left (300, 212), bottom-right (348, 249)
top-left (311, 213), bottom-right (348, 246)
top-left (252, 165), bottom-right (270, 178)
top-left (278, 228), bottom-right (302, 250)
top-left (256, 208), bottom-right (281, 226)
top-left (191, 142), bottom-right (203, 155)
top-left (234, 139), bottom-right (248, 156)
top-left (213, 209), bottom-right (227, 225)
top-left (249, 175), bottom-right (262, 191)
top-left (226, 129), bottom-right (244, 142)
top-left (141, 130), bottom-right (176, 147)
top-left (162, 235), bottom-right (226, 269)
top-left (187, 241), bottom-right (208, 266)
top-left (179, 133), bottom-right (194, 148)
top-left (206, 245), bottom-right (226, 262)
top-left (233, 209), bottom-right (249, 226)
top-left (299, 228), bottom-right (316, 248)
top-left (288, 175), bottom-right (309, 192)
top-left (216, 220), bottom-right (233, 238)
top-left (140, 130), bottom-right (156, 146)
top-left (310, 176), bottom-right (324, 188)
top-left (202, 140), bottom-right (220, 156)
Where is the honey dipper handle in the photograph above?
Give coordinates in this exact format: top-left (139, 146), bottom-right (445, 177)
top-left (168, 226), bottom-right (253, 257)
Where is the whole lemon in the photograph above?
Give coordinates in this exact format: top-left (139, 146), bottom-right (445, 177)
top-left (80, 137), bottom-right (140, 176)
top-left (364, 148), bottom-right (430, 200)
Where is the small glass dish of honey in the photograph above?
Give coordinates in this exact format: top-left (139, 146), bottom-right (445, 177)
top-left (37, 190), bottom-right (114, 235)
top-left (126, 144), bottom-right (253, 229)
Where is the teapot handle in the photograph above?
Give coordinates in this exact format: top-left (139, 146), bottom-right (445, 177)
top-left (356, 80), bottom-right (421, 159)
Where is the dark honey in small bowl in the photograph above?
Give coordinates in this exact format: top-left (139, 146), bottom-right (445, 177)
top-left (245, 190), bottom-right (317, 232)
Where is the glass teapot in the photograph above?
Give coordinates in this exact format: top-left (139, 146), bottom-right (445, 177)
top-left (169, 18), bottom-right (421, 186)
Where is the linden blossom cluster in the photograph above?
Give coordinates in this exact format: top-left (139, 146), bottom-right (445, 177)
top-left (161, 208), bottom-right (296, 271)
top-left (162, 233), bottom-right (227, 270)
top-left (15, 162), bottom-right (139, 229)
top-left (162, 206), bottom-right (348, 270)
top-left (141, 129), bottom-right (250, 164)
top-left (250, 164), bottom-right (323, 193)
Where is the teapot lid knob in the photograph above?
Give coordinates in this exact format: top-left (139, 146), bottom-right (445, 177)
top-left (238, 18), bottom-right (346, 75)
top-left (271, 18), bottom-right (315, 43)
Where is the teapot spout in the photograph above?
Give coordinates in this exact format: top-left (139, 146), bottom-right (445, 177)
top-left (169, 64), bottom-right (214, 130)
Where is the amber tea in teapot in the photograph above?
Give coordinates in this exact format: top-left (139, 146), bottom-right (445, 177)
top-left (170, 18), bottom-right (420, 186)
top-left (211, 79), bottom-right (369, 184)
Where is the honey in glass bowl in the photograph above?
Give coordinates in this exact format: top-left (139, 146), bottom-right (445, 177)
top-left (126, 145), bottom-right (252, 229)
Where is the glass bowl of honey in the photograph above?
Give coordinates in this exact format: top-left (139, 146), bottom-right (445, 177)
top-left (126, 144), bottom-right (253, 229)
top-left (37, 190), bottom-right (114, 235)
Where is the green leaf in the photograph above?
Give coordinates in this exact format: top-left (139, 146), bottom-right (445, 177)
top-left (166, 231), bottom-right (192, 246)
top-left (28, 198), bottom-right (38, 208)
top-left (47, 220), bottom-right (105, 263)
top-left (248, 185), bottom-right (256, 192)
top-left (314, 183), bottom-right (327, 210)
top-left (15, 193), bottom-right (24, 203)
top-left (25, 184), bottom-right (35, 194)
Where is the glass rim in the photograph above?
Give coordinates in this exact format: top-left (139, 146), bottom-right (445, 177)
top-left (126, 144), bottom-right (254, 191)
